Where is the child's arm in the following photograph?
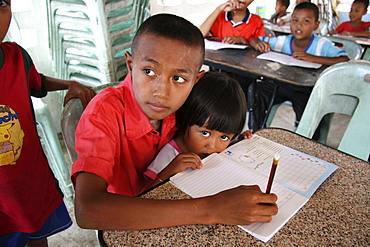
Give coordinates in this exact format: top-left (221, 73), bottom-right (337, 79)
top-left (199, 1), bottom-right (240, 37)
top-left (249, 38), bottom-right (271, 52)
top-left (339, 30), bottom-right (370, 37)
top-left (43, 76), bottom-right (96, 108)
top-left (74, 172), bottom-right (278, 230)
top-left (291, 52), bottom-right (350, 66)
top-left (142, 152), bottom-right (203, 192)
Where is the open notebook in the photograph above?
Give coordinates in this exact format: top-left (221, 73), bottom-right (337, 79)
top-left (257, 51), bottom-right (322, 69)
top-left (170, 135), bottom-right (338, 242)
top-left (204, 39), bottom-right (248, 50)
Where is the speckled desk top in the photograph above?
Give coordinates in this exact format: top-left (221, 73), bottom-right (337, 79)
top-left (102, 128), bottom-right (369, 246)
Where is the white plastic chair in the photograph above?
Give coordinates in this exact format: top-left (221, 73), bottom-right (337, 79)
top-left (265, 36), bottom-right (361, 129)
top-left (296, 60), bottom-right (370, 161)
top-left (326, 36), bottom-right (363, 60)
top-left (32, 97), bottom-right (74, 208)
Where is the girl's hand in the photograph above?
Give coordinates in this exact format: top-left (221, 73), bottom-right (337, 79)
top-left (159, 153), bottom-right (203, 180)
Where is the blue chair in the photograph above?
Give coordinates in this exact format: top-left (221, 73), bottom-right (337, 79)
top-left (296, 60), bottom-right (370, 161)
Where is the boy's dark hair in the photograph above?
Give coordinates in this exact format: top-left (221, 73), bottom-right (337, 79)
top-left (354, 0), bottom-right (369, 10)
top-left (176, 72), bottom-right (247, 139)
top-left (131, 14), bottom-right (205, 64)
top-left (294, 2), bottom-right (319, 21)
top-left (279, 0), bottom-right (290, 8)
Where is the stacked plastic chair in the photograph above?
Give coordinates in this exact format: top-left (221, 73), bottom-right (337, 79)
top-left (46, 0), bottom-right (150, 87)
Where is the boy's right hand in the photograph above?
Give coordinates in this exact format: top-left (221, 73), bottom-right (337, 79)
top-left (207, 185), bottom-right (278, 225)
top-left (255, 41), bottom-right (271, 52)
top-left (219, 0), bottom-right (240, 12)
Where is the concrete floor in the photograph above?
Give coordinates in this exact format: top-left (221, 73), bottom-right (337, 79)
top-left (48, 105), bottom-right (350, 246)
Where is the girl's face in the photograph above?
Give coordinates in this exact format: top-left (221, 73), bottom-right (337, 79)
top-left (183, 124), bottom-right (234, 159)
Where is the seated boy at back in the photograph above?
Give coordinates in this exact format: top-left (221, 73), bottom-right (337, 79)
top-left (270, 0), bottom-right (290, 24)
top-left (72, 14), bottom-right (278, 231)
top-left (199, 0), bottom-right (264, 44)
top-left (278, 0), bottom-right (310, 26)
top-left (249, 2), bottom-right (349, 130)
top-left (330, 0), bottom-right (370, 37)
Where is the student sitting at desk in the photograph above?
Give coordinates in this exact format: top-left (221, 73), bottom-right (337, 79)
top-left (199, 0), bottom-right (264, 45)
top-left (270, 0), bottom-right (290, 24)
top-left (249, 2), bottom-right (349, 131)
top-left (72, 14), bottom-right (278, 232)
top-left (329, 0), bottom-right (370, 37)
top-left (278, 0), bottom-right (310, 26)
top-left (142, 72), bottom-right (252, 191)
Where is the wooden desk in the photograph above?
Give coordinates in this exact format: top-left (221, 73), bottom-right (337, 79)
top-left (204, 48), bottom-right (326, 87)
top-left (101, 128), bottom-right (369, 246)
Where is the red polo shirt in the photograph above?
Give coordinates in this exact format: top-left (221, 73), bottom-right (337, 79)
top-left (336, 21), bottom-right (370, 33)
top-left (72, 74), bottom-right (177, 196)
top-left (210, 10), bottom-right (265, 41)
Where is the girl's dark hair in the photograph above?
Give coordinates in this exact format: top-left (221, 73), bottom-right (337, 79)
top-left (279, 0), bottom-right (290, 8)
top-left (294, 2), bottom-right (319, 21)
top-left (176, 72), bottom-right (247, 139)
top-left (132, 13), bottom-right (205, 64)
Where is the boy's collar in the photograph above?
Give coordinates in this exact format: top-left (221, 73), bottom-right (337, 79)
top-left (226, 9), bottom-right (251, 26)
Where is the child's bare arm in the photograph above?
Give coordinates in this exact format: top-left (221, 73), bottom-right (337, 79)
top-left (74, 172), bottom-right (278, 230)
top-left (199, 1), bottom-right (240, 37)
top-left (340, 30), bottom-right (370, 37)
top-left (43, 76), bottom-right (96, 108)
top-left (291, 52), bottom-right (350, 66)
top-left (329, 29), bottom-right (338, 35)
top-left (249, 38), bottom-right (271, 52)
top-left (142, 153), bottom-right (203, 191)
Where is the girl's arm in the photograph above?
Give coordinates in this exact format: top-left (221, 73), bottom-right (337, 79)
top-left (142, 153), bottom-right (203, 192)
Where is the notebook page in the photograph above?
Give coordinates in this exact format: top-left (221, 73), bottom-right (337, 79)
top-left (170, 153), bottom-right (308, 242)
top-left (257, 51), bottom-right (322, 69)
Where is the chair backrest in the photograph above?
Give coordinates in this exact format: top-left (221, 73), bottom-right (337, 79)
top-left (296, 60), bottom-right (370, 161)
top-left (326, 36), bottom-right (363, 60)
top-left (61, 82), bottom-right (120, 163)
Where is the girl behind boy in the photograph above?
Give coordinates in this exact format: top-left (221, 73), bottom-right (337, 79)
top-left (143, 72), bottom-right (249, 190)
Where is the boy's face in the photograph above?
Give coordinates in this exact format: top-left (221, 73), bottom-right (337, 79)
top-left (290, 8), bottom-right (319, 41)
top-left (235, 0), bottom-right (254, 10)
top-left (125, 34), bottom-right (205, 121)
top-left (275, 1), bottom-right (286, 15)
top-left (350, 2), bottom-right (368, 23)
top-left (0, 0), bottom-right (12, 42)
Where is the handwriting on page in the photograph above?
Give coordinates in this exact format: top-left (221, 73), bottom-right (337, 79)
top-left (243, 140), bottom-right (286, 162)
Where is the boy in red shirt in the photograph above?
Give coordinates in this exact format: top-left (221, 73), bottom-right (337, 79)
top-left (0, 0), bottom-right (96, 246)
top-left (72, 13), bottom-right (278, 231)
top-left (199, 0), bottom-right (264, 44)
top-left (330, 0), bottom-right (370, 37)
